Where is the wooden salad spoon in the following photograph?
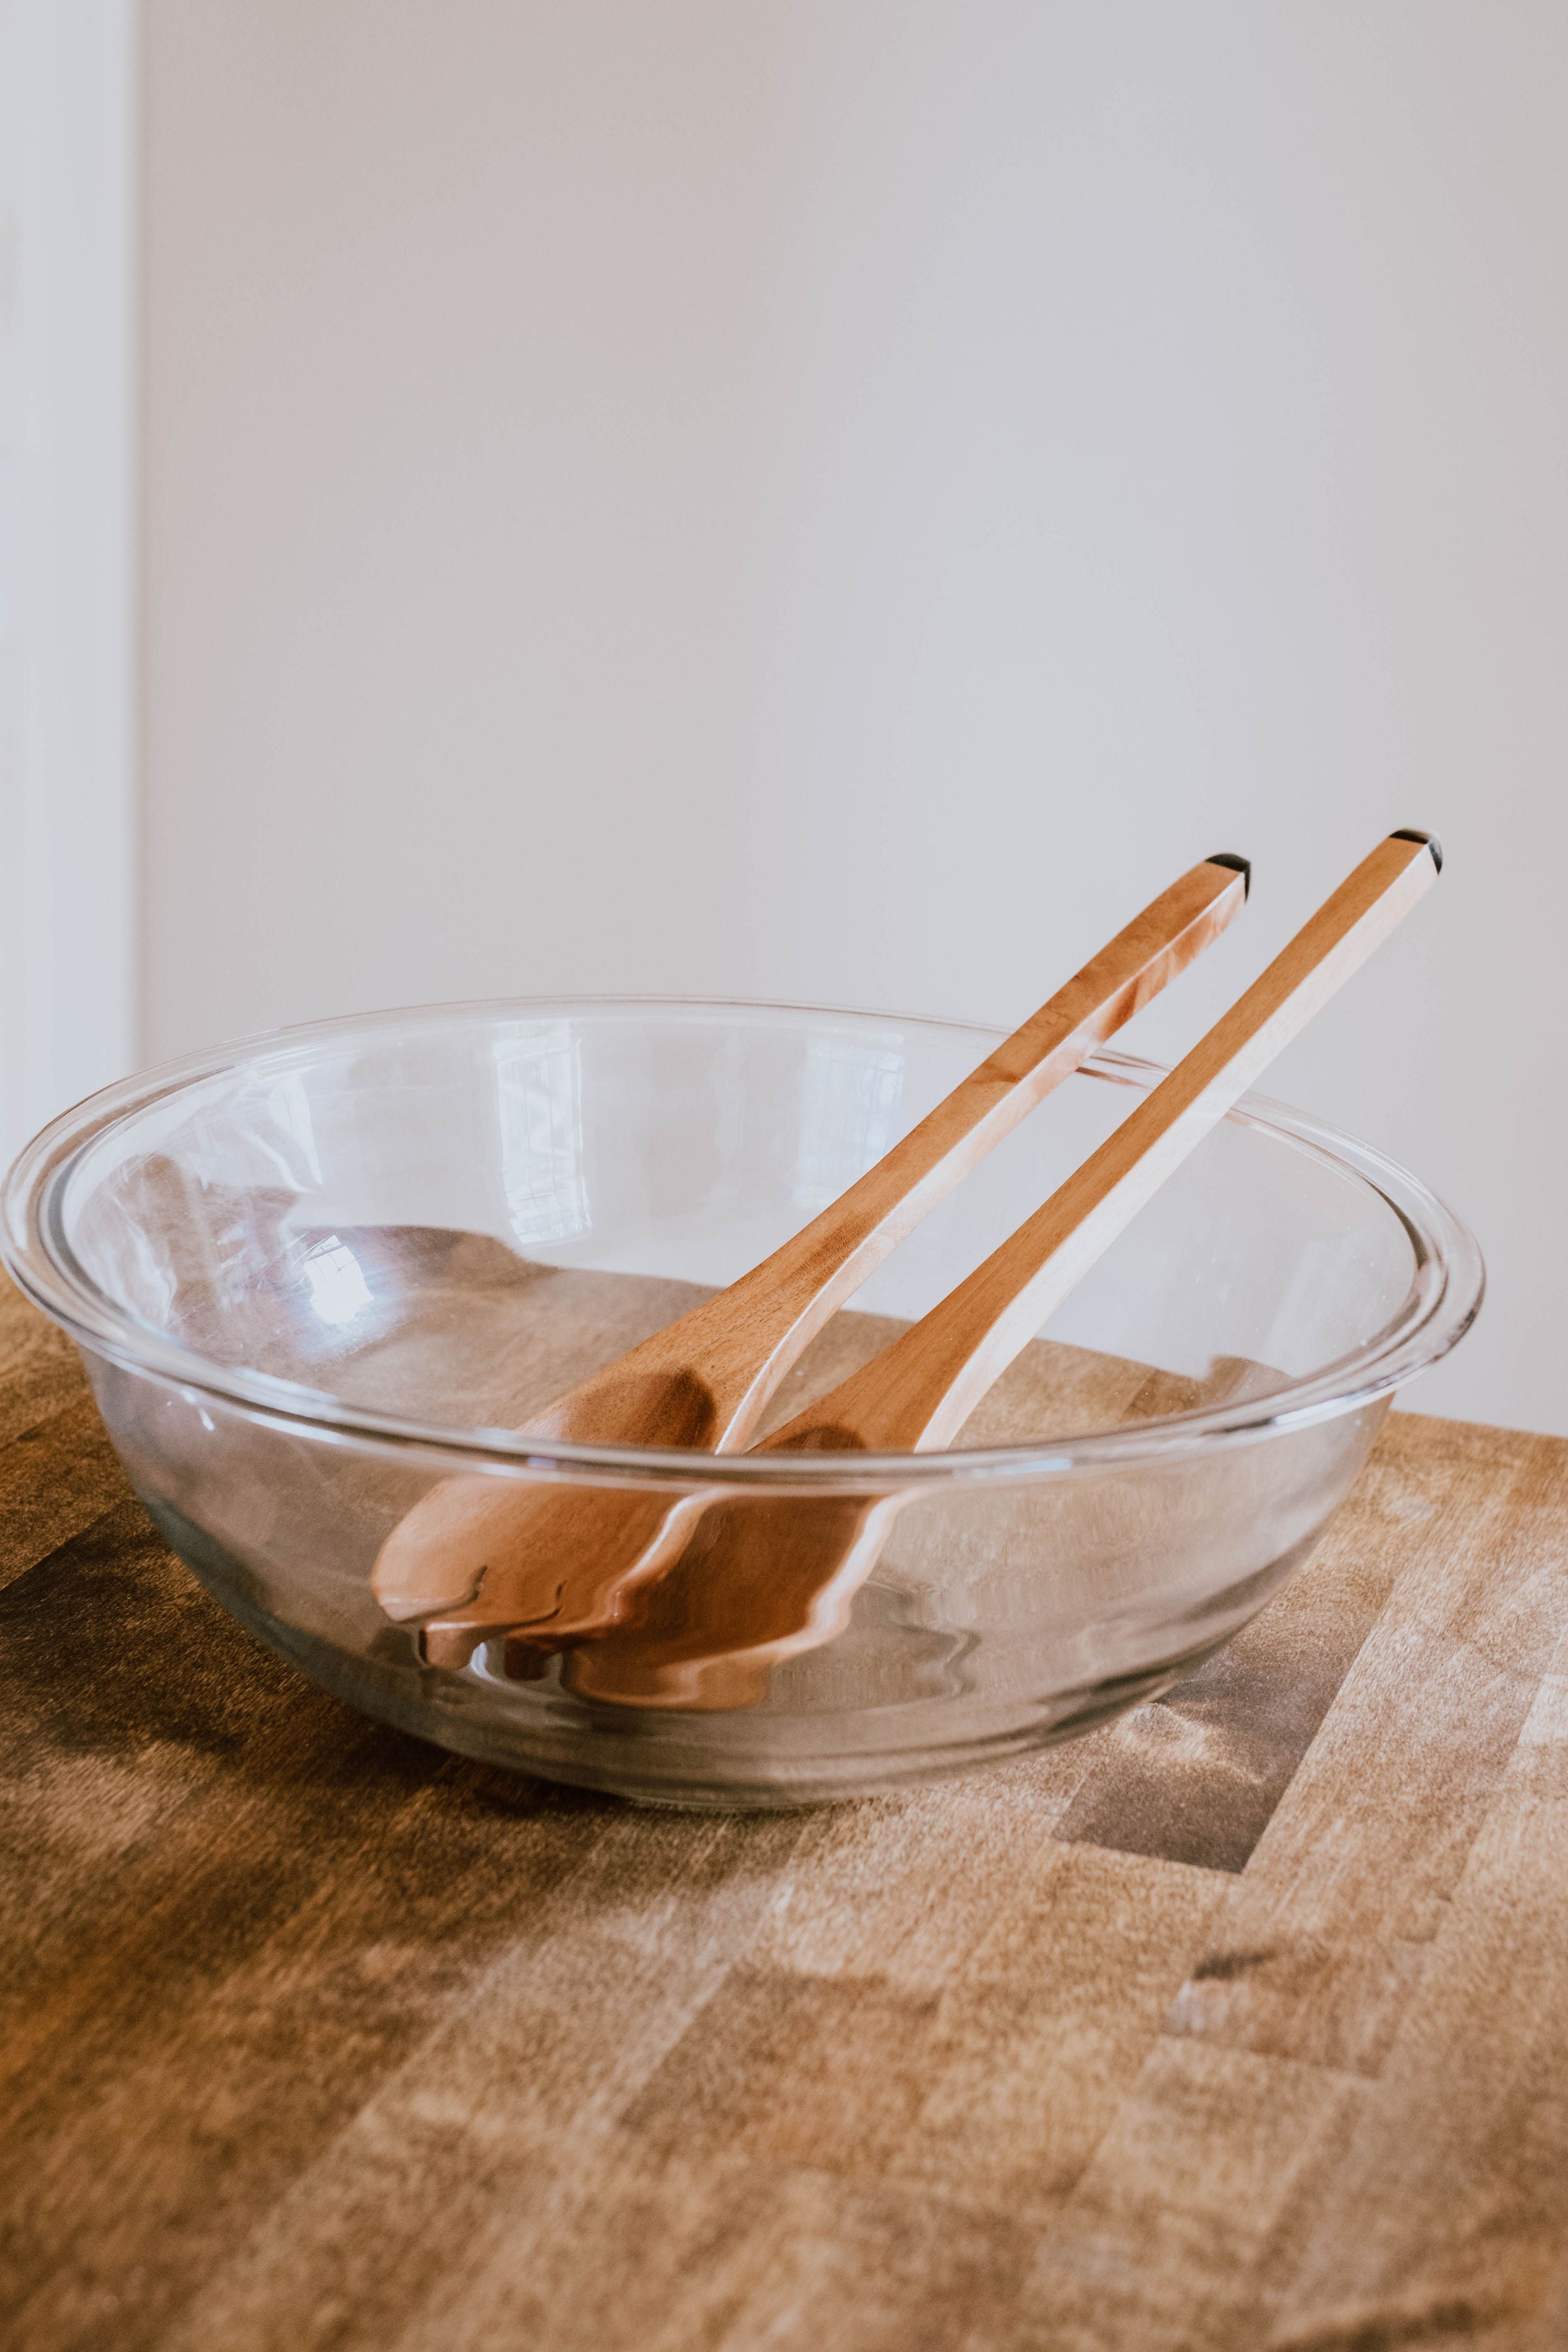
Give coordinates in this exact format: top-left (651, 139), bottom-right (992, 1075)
top-left (374, 853), bottom-right (1251, 1643)
top-left (553, 828), bottom-right (1442, 1711)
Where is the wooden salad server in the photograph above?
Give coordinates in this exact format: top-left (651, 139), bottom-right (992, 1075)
top-left (561, 827), bottom-right (1442, 1711)
top-left (374, 853), bottom-right (1251, 1644)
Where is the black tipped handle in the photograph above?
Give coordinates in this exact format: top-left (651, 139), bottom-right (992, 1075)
top-left (1390, 828), bottom-right (1443, 872)
top-left (1205, 852), bottom-right (1251, 899)
top-left (780, 828), bottom-right (1443, 1457)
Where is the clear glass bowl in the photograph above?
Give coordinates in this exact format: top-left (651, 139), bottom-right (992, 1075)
top-left (1, 996), bottom-right (1482, 1807)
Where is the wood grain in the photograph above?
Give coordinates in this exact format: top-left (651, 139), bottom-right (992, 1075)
top-left (764, 829), bottom-right (1438, 1458)
top-left (0, 1266), bottom-right (131, 1588)
top-left (517, 853), bottom-right (1250, 1452)
top-left (372, 854), bottom-right (1247, 1628)
top-left (1, 1269), bottom-right (1565, 2351)
top-left (553, 833), bottom-right (1435, 1706)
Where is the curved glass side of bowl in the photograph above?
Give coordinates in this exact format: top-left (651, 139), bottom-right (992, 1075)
top-left (2, 998), bottom-right (1481, 1806)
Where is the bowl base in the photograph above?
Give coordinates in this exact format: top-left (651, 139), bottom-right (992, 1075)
top-left (155, 1502), bottom-right (1225, 1810)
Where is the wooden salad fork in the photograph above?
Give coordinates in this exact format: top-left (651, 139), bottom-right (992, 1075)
top-left (373, 853), bottom-right (1251, 1646)
top-left (557, 828), bottom-right (1443, 1711)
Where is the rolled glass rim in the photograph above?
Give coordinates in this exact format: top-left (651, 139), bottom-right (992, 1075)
top-left (0, 992), bottom-right (1485, 1490)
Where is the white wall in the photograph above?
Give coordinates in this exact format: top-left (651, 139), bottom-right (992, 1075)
top-left (0, 0), bottom-right (137, 1159)
top-left (143, 1), bottom-right (1568, 1434)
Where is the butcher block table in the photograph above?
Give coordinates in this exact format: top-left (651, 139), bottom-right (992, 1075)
top-left (3, 1266), bottom-right (1567, 2352)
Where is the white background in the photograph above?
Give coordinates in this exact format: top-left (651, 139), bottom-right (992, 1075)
top-left (0, 0), bottom-right (136, 1153)
top-left (15, 4), bottom-right (1568, 1431)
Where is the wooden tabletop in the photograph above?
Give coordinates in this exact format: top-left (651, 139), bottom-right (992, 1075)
top-left (3, 1266), bottom-right (1567, 2352)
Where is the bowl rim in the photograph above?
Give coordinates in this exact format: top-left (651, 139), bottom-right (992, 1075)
top-left (0, 992), bottom-right (1485, 1488)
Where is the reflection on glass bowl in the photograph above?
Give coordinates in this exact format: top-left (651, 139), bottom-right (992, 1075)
top-left (1, 997), bottom-right (1481, 1807)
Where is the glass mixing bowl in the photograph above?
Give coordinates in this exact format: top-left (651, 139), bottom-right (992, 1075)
top-left (1, 996), bottom-right (1481, 1806)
